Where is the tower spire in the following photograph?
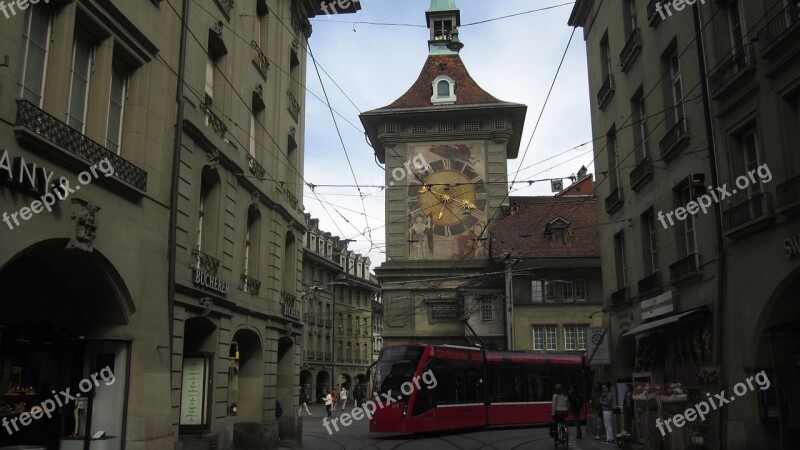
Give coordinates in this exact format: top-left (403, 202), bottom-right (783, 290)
top-left (426, 0), bottom-right (462, 55)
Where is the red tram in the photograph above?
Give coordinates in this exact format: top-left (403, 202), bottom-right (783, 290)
top-left (369, 344), bottom-right (591, 433)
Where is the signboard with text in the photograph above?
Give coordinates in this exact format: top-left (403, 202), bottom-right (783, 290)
top-left (587, 327), bottom-right (610, 365)
top-left (180, 357), bottom-right (209, 426)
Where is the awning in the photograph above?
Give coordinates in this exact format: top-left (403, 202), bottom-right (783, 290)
top-left (623, 307), bottom-right (708, 337)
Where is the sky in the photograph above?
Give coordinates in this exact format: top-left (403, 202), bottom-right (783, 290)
top-left (301, 0), bottom-right (594, 268)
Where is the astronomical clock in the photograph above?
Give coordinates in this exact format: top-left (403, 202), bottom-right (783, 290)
top-left (405, 141), bottom-right (489, 260)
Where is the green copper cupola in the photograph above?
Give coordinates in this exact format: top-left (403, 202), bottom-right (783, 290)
top-left (426, 0), bottom-right (463, 55)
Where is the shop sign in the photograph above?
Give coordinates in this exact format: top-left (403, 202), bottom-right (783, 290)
top-left (641, 290), bottom-right (675, 320)
top-left (587, 327), bottom-right (610, 365)
top-left (428, 300), bottom-right (462, 321)
top-left (0, 148), bottom-right (61, 195)
top-left (282, 303), bottom-right (301, 320)
top-left (191, 269), bottom-right (229, 295)
top-left (784, 234), bottom-right (800, 257)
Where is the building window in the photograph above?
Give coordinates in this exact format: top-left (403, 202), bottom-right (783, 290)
top-left (106, 64), bottom-right (128, 154)
top-left (18, 6), bottom-right (51, 106)
top-left (532, 281), bottom-right (543, 302)
top-left (545, 326), bottom-right (557, 350)
top-left (67, 31), bottom-right (94, 132)
top-left (197, 169), bottom-right (220, 256)
top-left (544, 281), bottom-right (556, 301)
top-left (608, 128), bottom-right (621, 191)
top-left (480, 299), bottom-right (494, 321)
top-left (667, 48), bottom-right (685, 125)
top-left (680, 185), bottom-right (697, 255)
top-left (740, 130), bottom-right (762, 197)
top-left (562, 282), bottom-right (574, 302)
top-left (632, 89), bottom-right (648, 160)
top-left (532, 327), bottom-right (545, 350)
top-left (728, 0), bottom-right (745, 53)
top-left (624, 0), bottom-right (638, 33)
top-left (575, 280), bottom-right (587, 301)
top-left (643, 210), bottom-right (659, 275)
top-left (615, 231), bottom-right (628, 289)
top-left (249, 115), bottom-right (257, 157)
top-left (431, 75), bottom-right (456, 104)
top-left (600, 32), bottom-right (611, 77)
top-left (565, 325), bottom-right (588, 351)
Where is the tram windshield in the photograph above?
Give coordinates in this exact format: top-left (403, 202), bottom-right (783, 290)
top-left (374, 346), bottom-right (424, 396)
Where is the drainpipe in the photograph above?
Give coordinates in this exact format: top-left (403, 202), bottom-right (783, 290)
top-left (168, 0), bottom-right (191, 380)
top-left (692, 4), bottom-right (726, 448)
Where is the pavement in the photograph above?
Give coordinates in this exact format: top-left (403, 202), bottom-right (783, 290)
top-left (297, 403), bottom-right (623, 449)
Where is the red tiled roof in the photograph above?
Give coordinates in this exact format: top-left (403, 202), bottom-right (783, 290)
top-left (377, 54), bottom-right (506, 110)
top-left (490, 196), bottom-right (600, 258)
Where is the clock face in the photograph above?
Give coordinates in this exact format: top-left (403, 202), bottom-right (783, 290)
top-left (591, 333), bottom-right (604, 345)
top-left (408, 158), bottom-right (487, 237)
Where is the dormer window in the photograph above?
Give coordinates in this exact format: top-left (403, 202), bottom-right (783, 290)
top-left (547, 218), bottom-right (571, 247)
top-left (431, 75), bottom-right (456, 105)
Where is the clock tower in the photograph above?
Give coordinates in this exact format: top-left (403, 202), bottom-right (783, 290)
top-left (360, 0), bottom-right (526, 348)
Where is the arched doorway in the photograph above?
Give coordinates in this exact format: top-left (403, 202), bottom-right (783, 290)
top-left (230, 329), bottom-right (263, 422)
top-left (276, 336), bottom-right (294, 415)
top-left (0, 240), bottom-right (133, 448)
top-left (355, 374), bottom-right (368, 406)
top-left (752, 274), bottom-right (800, 449)
top-left (316, 370), bottom-right (330, 403)
top-left (181, 316), bottom-right (217, 430)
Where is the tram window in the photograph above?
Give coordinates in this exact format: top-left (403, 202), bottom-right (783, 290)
top-left (430, 361), bottom-right (483, 405)
top-left (490, 367), bottom-right (524, 403)
top-left (526, 369), bottom-right (548, 401)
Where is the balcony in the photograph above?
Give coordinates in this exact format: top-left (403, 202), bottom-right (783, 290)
top-left (723, 192), bottom-right (775, 239)
top-left (200, 100), bottom-right (227, 139)
top-left (610, 287), bottom-right (629, 305)
top-left (630, 157), bottom-right (654, 191)
top-left (605, 187), bottom-right (624, 215)
top-left (777, 175), bottom-right (800, 216)
top-left (637, 272), bottom-right (662, 296)
top-left (597, 74), bottom-right (615, 110)
top-left (619, 29), bottom-right (642, 73)
top-left (240, 274), bottom-right (262, 295)
top-left (247, 153), bottom-right (267, 182)
top-left (659, 118), bottom-right (690, 162)
top-left (213, 0), bottom-right (234, 20)
top-left (15, 100), bottom-right (148, 192)
top-left (669, 252), bottom-right (701, 283)
top-left (287, 90), bottom-right (301, 122)
top-left (647, 0), bottom-right (666, 27)
top-left (709, 45), bottom-right (755, 98)
top-left (251, 41), bottom-right (271, 81)
top-left (192, 249), bottom-right (221, 275)
top-left (757, 1), bottom-right (800, 58)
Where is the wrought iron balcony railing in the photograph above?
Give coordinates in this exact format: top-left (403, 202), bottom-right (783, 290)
top-left (777, 175), bottom-right (800, 210)
top-left (659, 118), bottom-right (690, 161)
top-left (669, 252), bottom-right (700, 282)
top-left (287, 90), bottom-right (301, 122)
top-left (758, 1), bottom-right (800, 54)
top-left (619, 29), bottom-right (642, 72)
top-left (15, 100), bottom-right (148, 191)
top-left (597, 74), bottom-right (615, 110)
top-left (610, 287), bottom-right (629, 305)
top-left (193, 249), bottom-right (221, 275)
top-left (200, 101), bottom-right (227, 139)
top-left (605, 187), bottom-right (623, 214)
top-left (240, 274), bottom-right (262, 295)
top-left (247, 153), bottom-right (267, 182)
top-left (723, 192), bottom-right (774, 231)
top-left (630, 157), bottom-right (654, 191)
top-left (213, 0), bottom-right (235, 20)
top-left (251, 41), bottom-right (270, 80)
top-left (709, 45), bottom-right (755, 97)
top-left (647, 0), bottom-right (666, 26)
top-left (638, 272), bottom-right (661, 295)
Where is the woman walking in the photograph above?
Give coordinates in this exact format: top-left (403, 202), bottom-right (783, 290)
top-left (323, 390), bottom-right (333, 418)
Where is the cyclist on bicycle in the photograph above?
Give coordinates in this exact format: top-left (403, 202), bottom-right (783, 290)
top-left (551, 384), bottom-right (570, 424)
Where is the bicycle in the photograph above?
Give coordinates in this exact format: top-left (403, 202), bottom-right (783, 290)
top-left (550, 414), bottom-right (569, 449)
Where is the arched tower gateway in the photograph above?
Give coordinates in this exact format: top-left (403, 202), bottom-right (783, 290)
top-left (360, 0), bottom-right (527, 348)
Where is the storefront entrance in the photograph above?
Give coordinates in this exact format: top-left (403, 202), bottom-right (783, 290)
top-left (0, 240), bottom-right (132, 449)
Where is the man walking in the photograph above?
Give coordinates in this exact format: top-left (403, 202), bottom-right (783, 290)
top-left (298, 388), bottom-right (312, 416)
top-left (592, 382), bottom-right (605, 440)
top-left (568, 385), bottom-right (584, 439)
top-left (601, 383), bottom-right (615, 444)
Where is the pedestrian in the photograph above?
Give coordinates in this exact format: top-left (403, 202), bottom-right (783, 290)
top-left (323, 390), bottom-right (333, 418)
top-left (339, 386), bottom-right (348, 410)
top-left (601, 383), bottom-right (615, 444)
top-left (298, 388), bottom-right (312, 416)
top-left (568, 385), bottom-right (584, 439)
top-left (592, 381), bottom-right (605, 440)
top-left (551, 384), bottom-right (569, 424)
